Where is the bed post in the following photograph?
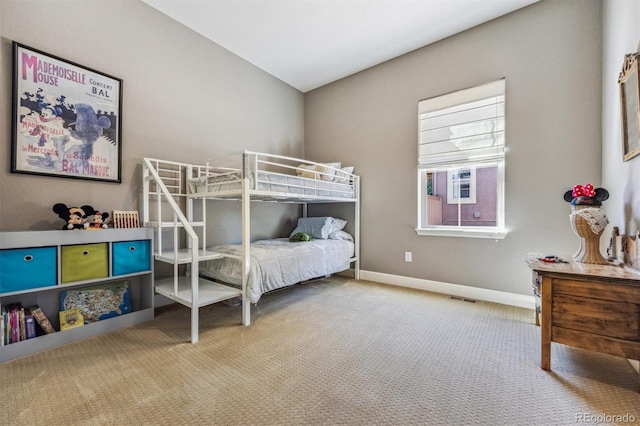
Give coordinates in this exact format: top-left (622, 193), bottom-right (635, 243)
top-left (354, 176), bottom-right (360, 280)
top-left (242, 151), bottom-right (251, 326)
top-left (191, 249), bottom-right (200, 343)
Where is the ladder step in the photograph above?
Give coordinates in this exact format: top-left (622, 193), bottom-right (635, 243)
top-left (154, 248), bottom-right (224, 264)
top-left (155, 276), bottom-right (242, 308)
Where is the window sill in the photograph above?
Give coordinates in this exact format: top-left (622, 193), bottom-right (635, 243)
top-left (415, 227), bottom-right (507, 239)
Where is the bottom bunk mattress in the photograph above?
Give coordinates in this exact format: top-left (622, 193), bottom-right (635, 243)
top-left (200, 238), bottom-right (355, 304)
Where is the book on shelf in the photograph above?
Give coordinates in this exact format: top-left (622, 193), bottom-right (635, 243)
top-left (2, 303), bottom-right (23, 344)
top-left (19, 308), bottom-right (26, 342)
top-left (11, 310), bottom-right (19, 344)
top-left (59, 308), bottom-right (84, 331)
top-left (0, 304), bottom-right (39, 344)
top-left (29, 305), bottom-right (56, 334)
top-left (1, 305), bottom-right (7, 346)
top-left (25, 315), bottom-right (36, 339)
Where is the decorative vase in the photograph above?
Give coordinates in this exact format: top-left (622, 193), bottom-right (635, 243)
top-left (569, 205), bottom-right (608, 264)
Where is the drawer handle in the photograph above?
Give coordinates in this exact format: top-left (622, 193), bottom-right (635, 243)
top-left (23, 255), bottom-right (33, 262)
top-left (82, 250), bottom-right (89, 256)
top-left (129, 246), bottom-right (136, 252)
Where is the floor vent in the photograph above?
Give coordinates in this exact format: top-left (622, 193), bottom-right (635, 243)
top-left (449, 295), bottom-right (478, 303)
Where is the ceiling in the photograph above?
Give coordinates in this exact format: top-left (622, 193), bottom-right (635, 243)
top-left (142, 0), bottom-right (540, 93)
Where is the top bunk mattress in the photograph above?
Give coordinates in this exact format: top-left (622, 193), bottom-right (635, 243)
top-left (188, 170), bottom-right (355, 200)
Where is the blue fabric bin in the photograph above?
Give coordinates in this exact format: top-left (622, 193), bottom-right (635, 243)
top-left (112, 240), bottom-right (151, 276)
top-left (0, 247), bottom-right (57, 293)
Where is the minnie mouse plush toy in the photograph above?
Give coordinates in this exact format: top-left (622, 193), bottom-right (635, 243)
top-left (89, 211), bottom-right (109, 229)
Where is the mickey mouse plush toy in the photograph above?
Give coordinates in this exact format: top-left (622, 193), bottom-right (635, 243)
top-left (52, 203), bottom-right (96, 230)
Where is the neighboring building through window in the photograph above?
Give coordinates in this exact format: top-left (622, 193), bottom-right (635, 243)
top-left (447, 167), bottom-right (475, 205)
top-left (417, 79), bottom-right (506, 238)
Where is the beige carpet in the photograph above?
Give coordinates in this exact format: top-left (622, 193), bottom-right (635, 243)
top-left (1, 277), bottom-right (638, 425)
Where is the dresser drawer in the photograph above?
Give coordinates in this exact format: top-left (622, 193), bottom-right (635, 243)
top-left (0, 247), bottom-right (57, 292)
top-left (60, 243), bottom-right (108, 283)
top-left (552, 293), bottom-right (640, 341)
top-left (112, 240), bottom-right (151, 276)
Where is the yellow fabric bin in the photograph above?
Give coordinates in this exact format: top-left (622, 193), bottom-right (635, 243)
top-left (61, 243), bottom-right (108, 283)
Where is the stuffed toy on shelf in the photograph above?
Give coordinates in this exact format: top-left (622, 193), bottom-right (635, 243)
top-left (88, 211), bottom-right (110, 229)
top-left (52, 203), bottom-right (96, 230)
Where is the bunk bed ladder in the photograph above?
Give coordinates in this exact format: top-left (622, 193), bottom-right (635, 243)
top-left (142, 158), bottom-right (243, 343)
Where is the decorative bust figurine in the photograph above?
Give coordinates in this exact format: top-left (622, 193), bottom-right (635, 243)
top-left (563, 184), bottom-right (609, 264)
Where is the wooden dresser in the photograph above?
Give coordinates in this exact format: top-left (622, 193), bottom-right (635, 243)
top-left (526, 244), bottom-right (639, 390)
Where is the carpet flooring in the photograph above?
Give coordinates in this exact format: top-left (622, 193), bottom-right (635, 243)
top-left (1, 277), bottom-right (638, 425)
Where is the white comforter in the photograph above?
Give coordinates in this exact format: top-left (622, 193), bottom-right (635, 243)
top-left (188, 170), bottom-right (354, 199)
top-left (200, 238), bottom-right (354, 303)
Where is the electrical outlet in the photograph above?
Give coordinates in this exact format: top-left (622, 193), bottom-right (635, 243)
top-left (404, 251), bottom-right (412, 262)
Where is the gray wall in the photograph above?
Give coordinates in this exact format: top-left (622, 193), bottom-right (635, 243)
top-left (304, 0), bottom-right (602, 296)
top-left (0, 0), bottom-right (609, 299)
top-left (0, 0), bottom-right (304, 240)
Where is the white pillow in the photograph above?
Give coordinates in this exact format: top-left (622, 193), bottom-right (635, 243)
top-left (330, 217), bottom-right (347, 233)
top-left (320, 162), bottom-right (341, 182)
top-left (334, 166), bottom-right (354, 184)
top-left (329, 230), bottom-right (354, 241)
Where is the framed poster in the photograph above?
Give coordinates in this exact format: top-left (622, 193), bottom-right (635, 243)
top-left (11, 42), bottom-right (122, 182)
top-left (619, 52), bottom-right (640, 162)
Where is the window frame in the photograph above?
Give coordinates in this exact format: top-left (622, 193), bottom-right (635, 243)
top-left (416, 80), bottom-right (507, 239)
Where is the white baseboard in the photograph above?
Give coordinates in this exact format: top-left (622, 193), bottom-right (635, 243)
top-left (154, 271), bottom-right (535, 310)
top-left (359, 270), bottom-right (535, 309)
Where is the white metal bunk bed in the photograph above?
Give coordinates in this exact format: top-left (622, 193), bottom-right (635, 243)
top-left (142, 151), bottom-right (360, 343)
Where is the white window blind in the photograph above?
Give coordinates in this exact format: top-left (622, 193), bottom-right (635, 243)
top-left (418, 79), bottom-right (505, 166)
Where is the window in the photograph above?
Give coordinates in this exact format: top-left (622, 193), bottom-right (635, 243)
top-left (447, 167), bottom-right (475, 204)
top-left (416, 79), bottom-right (506, 239)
